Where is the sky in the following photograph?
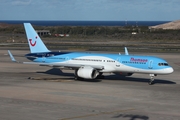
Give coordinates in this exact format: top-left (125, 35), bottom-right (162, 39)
top-left (0, 0), bottom-right (180, 21)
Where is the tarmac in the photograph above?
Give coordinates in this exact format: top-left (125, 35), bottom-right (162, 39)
top-left (0, 50), bottom-right (180, 120)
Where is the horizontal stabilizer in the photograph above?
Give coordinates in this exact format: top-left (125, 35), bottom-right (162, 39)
top-left (8, 50), bottom-right (16, 62)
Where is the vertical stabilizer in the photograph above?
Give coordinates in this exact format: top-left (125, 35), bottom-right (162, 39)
top-left (24, 23), bottom-right (50, 53)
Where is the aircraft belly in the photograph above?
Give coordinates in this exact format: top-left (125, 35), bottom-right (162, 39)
top-left (115, 64), bottom-right (164, 74)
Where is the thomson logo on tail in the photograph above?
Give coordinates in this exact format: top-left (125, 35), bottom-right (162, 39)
top-left (29, 37), bottom-right (37, 47)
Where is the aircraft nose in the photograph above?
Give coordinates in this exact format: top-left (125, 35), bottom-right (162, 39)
top-left (165, 67), bottom-right (174, 74)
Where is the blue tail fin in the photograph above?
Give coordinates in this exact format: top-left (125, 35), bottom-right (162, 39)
top-left (24, 23), bottom-right (50, 53)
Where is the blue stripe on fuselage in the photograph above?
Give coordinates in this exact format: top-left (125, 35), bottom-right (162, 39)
top-left (25, 51), bottom-right (71, 61)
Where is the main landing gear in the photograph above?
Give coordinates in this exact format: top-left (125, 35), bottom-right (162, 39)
top-left (96, 72), bottom-right (104, 79)
top-left (149, 74), bottom-right (157, 85)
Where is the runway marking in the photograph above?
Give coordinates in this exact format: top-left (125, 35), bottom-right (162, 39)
top-left (60, 108), bottom-right (135, 120)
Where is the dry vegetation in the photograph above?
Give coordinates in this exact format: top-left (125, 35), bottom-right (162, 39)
top-left (0, 22), bottom-right (180, 52)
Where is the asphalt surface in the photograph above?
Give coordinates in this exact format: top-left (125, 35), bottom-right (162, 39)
top-left (0, 50), bottom-right (180, 120)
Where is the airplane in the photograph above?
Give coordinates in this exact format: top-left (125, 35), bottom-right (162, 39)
top-left (8, 23), bottom-right (174, 85)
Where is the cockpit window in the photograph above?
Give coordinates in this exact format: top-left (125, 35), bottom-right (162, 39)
top-left (158, 63), bottom-right (169, 66)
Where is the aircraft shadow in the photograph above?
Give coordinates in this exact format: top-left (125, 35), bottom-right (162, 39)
top-left (112, 114), bottom-right (149, 120)
top-left (36, 68), bottom-right (176, 84)
top-left (36, 68), bottom-right (101, 82)
top-left (104, 75), bottom-right (176, 84)
top-left (36, 68), bottom-right (74, 76)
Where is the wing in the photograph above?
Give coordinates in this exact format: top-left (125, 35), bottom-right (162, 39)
top-left (23, 62), bottom-right (104, 70)
top-left (8, 50), bottom-right (104, 70)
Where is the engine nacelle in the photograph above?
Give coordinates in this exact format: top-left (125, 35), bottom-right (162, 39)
top-left (114, 72), bottom-right (133, 76)
top-left (75, 66), bottom-right (99, 79)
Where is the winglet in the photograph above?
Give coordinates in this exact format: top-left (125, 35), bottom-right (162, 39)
top-left (125, 47), bottom-right (129, 55)
top-left (8, 50), bottom-right (16, 62)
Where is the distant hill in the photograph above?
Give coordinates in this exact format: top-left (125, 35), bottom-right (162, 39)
top-left (149, 20), bottom-right (180, 30)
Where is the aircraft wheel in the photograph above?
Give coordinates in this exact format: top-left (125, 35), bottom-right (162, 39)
top-left (148, 80), bottom-right (154, 85)
top-left (74, 76), bottom-right (84, 80)
top-left (96, 75), bottom-right (105, 79)
top-left (148, 74), bottom-right (155, 85)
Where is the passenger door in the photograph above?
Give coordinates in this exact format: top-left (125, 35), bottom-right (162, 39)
top-left (148, 60), bottom-right (153, 69)
top-left (116, 58), bottom-right (121, 67)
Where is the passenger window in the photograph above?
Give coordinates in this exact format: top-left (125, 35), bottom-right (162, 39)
top-left (158, 63), bottom-right (162, 66)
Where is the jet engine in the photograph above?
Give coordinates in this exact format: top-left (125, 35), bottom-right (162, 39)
top-left (75, 66), bottom-right (99, 79)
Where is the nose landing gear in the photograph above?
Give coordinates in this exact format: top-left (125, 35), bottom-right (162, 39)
top-left (149, 74), bottom-right (157, 85)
